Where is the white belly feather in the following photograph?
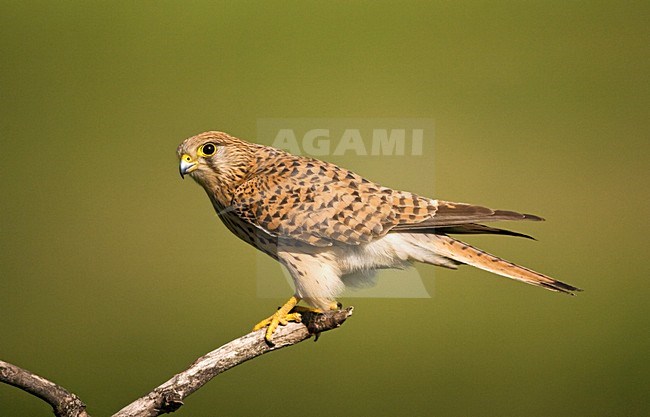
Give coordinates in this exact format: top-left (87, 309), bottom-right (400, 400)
top-left (279, 233), bottom-right (458, 309)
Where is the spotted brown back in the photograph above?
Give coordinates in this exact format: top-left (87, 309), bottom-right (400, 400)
top-left (231, 146), bottom-right (437, 247)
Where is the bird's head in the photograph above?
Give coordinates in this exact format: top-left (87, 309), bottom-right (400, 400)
top-left (177, 131), bottom-right (255, 199)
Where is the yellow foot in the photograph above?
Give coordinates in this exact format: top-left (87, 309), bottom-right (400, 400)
top-left (253, 296), bottom-right (341, 343)
top-left (253, 296), bottom-right (303, 344)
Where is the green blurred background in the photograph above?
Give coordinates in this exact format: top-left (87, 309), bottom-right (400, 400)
top-left (1, 1), bottom-right (648, 416)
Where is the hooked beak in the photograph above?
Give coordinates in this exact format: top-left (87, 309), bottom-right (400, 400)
top-left (179, 154), bottom-right (198, 179)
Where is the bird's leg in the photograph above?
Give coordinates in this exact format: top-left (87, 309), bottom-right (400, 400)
top-left (253, 298), bottom-right (342, 343)
top-left (253, 295), bottom-right (303, 343)
top-left (291, 305), bottom-right (323, 314)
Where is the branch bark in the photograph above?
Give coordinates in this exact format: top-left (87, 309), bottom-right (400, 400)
top-left (1, 307), bottom-right (353, 417)
top-left (0, 360), bottom-right (89, 417)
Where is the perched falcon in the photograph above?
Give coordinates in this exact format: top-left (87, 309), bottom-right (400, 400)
top-left (177, 131), bottom-right (580, 342)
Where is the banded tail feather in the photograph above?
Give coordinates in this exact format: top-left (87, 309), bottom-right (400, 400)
top-left (429, 234), bottom-right (581, 295)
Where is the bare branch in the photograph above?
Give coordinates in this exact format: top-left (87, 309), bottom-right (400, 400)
top-left (113, 307), bottom-right (353, 417)
top-left (0, 308), bottom-right (353, 417)
top-left (0, 360), bottom-right (89, 417)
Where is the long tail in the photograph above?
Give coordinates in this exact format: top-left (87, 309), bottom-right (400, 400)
top-left (427, 234), bottom-right (581, 294)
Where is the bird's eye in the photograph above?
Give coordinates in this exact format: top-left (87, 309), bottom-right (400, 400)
top-left (199, 143), bottom-right (216, 156)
